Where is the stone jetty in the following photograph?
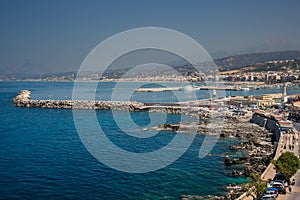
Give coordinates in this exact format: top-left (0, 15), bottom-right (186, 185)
top-left (12, 90), bottom-right (213, 119)
top-left (135, 85), bottom-right (241, 92)
top-left (13, 90), bottom-right (146, 111)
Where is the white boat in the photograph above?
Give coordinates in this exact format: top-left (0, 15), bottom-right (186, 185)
top-left (212, 89), bottom-right (217, 97)
top-left (180, 85), bottom-right (198, 91)
top-left (241, 87), bottom-right (250, 91)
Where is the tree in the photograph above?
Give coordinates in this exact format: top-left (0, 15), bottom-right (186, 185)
top-left (247, 173), bottom-right (267, 200)
top-left (272, 152), bottom-right (300, 179)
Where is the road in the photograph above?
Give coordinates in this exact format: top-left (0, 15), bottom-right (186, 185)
top-left (293, 122), bottom-right (300, 157)
top-left (243, 121), bottom-right (300, 200)
top-left (284, 122), bottom-right (300, 200)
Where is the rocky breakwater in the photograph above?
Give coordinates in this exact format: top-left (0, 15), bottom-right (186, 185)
top-left (13, 91), bottom-right (219, 118)
top-left (13, 90), bottom-right (145, 111)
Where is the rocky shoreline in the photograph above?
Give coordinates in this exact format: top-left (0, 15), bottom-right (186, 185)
top-left (154, 115), bottom-right (275, 200)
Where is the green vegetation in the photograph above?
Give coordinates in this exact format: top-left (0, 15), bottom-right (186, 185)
top-left (247, 173), bottom-right (267, 200)
top-left (272, 152), bottom-right (300, 179)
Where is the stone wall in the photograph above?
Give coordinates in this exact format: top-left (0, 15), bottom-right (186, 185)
top-left (250, 112), bottom-right (281, 141)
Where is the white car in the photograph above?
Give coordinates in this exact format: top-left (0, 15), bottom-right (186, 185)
top-left (268, 181), bottom-right (284, 188)
top-left (267, 182), bottom-right (286, 194)
top-left (264, 190), bottom-right (278, 198)
top-left (259, 194), bottom-right (275, 200)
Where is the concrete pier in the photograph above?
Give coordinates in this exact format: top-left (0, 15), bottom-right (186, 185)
top-left (135, 85), bottom-right (241, 92)
top-left (135, 87), bottom-right (181, 92)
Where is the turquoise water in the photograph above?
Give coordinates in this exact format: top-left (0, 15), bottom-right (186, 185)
top-left (1, 81), bottom-right (297, 199)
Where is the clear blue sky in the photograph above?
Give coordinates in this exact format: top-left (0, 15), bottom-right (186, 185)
top-left (1, 0), bottom-right (300, 74)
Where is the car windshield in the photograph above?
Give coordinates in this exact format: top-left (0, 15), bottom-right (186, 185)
top-left (275, 174), bottom-right (285, 180)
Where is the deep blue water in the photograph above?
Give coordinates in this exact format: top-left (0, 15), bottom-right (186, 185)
top-left (1, 81), bottom-right (297, 199)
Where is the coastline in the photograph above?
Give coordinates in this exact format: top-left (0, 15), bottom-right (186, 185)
top-left (173, 114), bottom-right (275, 200)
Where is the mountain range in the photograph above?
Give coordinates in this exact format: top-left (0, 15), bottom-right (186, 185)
top-left (2, 50), bottom-right (300, 79)
top-left (215, 50), bottom-right (300, 71)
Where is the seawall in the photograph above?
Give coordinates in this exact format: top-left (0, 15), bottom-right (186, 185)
top-left (250, 112), bottom-right (281, 142)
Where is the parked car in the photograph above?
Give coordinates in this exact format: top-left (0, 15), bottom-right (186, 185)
top-left (273, 173), bottom-right (288, 187)
top-left (276, 180), bottom-right (289, 187)
top-left (259, 194), bottom-right (276, 200)
top-left (268, 182), bottom-right (286, 194)
top-left (267, 187), bottom-right (278, 196)
top-left (268, 181), bottom-right (284, 188)
top-left (269, 180), bottom-right (288, 188)
top-left (264, 190), bottom-right (278, 198)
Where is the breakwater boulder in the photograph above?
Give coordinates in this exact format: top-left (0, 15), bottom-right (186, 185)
top-left (13, 90), bottom-right (32, 107)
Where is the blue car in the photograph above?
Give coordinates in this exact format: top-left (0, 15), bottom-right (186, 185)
top-left (267, 188), bottom-right (278, 196)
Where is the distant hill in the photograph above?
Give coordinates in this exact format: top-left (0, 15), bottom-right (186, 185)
top-left (3, 50), bottom-right (300, 80)
top-left (215, 50), bottom-right (300, 71)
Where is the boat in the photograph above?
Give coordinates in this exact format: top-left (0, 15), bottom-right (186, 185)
top-left (180, 85), bottom-right (198, 91)
top-left (241, 87), bottom-right (250, 91)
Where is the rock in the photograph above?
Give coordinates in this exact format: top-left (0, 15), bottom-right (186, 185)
top-left (220, 133), bottom-right (226, 137)
top-left (224, 155), bottom-right (233, 165)
top-left (244, 165), bottom-right (253, 177)
top-left (229, 145), bottom-right (245, 150)
top-left (232, 170), bottom-right (243, 177)
top-left (229, 145), bottom-right (236, 150)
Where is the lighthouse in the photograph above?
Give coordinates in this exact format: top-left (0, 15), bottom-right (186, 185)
top-left (282, 83), bottom-right (287, 103)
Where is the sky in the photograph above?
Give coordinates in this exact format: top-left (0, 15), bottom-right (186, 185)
top-left (0, 0), bottom-right (300, 74)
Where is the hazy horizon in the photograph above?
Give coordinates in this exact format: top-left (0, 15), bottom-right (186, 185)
top-left (1, 0), bottom-right (300, 74)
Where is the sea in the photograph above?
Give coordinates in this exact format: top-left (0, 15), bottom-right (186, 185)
top-left (0, 81), bottom-right (299, 199)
